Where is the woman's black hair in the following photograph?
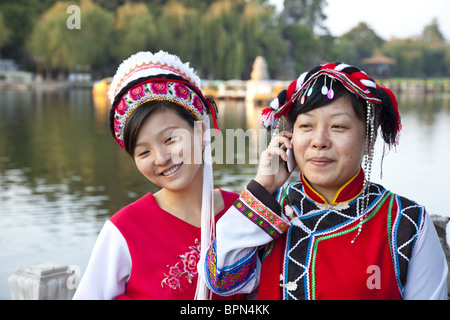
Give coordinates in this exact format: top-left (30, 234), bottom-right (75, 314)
top-left (123, 100), bottom-right (197, 157)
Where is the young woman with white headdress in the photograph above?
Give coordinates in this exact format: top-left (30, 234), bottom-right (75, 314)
top-left (73, 51), bottom-right (244, 300)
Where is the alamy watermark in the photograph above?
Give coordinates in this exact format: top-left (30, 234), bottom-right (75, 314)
top-left (66, 5), bottom-right (81, 30)
top-left (366, 265), bottom-right (381, 290)
top-left (166, 123), bottom-right (280, 171)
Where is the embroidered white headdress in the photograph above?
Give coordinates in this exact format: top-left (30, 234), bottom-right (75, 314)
top-left (109, 51), bottom-right (218, 300)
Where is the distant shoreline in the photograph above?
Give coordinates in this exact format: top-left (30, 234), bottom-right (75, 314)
top-left (0, 80), bottom-right (94, 91)
top-left (1, 77), bottom-right (449, 94)
top-left (379, 78), bottom-right (450, 94)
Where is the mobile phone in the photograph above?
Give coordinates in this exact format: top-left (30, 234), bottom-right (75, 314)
top-left (285, 141), bottom-right (296, 173)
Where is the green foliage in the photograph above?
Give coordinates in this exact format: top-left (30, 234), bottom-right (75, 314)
top-left (0, 12), bottom-right (11, 49)
top-left (282, 21), bottom-right (320, 75)
top-left (283, 0), bottom-right (327, 30)
top-left (1, 0), bottom-right (449, 79)
top-left (419, 18), bottom-right (445, 44)
top-left (26, 1), bottom-right (114, 72)
top-left (382, 19), bottom-right (449, 78)
top-left (113, 3), bottom-right (158, 61)
top-left (340, 22), bottom-right (385, 65)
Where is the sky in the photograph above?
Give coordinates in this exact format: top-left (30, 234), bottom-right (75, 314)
top-left (271, 0), bottom-right (450, 41)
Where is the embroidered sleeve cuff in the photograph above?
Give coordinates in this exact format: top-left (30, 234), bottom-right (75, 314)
top-left (246, 180), bottom-right (282, 215)
top-left (204, 240), bottom-right (257, 296)
top-left (233, 180), bottom-right (289, 239)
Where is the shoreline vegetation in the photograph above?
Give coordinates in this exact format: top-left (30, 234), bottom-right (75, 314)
top-left (1, 75), bottom-right (449, 97)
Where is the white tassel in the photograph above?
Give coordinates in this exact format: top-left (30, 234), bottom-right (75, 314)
top-left (261, 111), bottom-right (280, 130)
top-left (269, 98), bottom-right (279, 110)
top-left (195, 117), bottom-right (215, 300)
top-left (296, 71), bottom-right (308, 90)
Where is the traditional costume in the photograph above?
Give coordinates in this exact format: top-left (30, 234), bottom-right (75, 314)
top-left (200, 62), bottom-right (448, 299)
top-left (74, 190), bottom-right (239, 299)
top-left (74, 51), bottom-right (237, 300)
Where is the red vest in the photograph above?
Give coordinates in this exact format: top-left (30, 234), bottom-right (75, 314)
top-left (258, 170), bottom-right (408, 300)
top-left (110, 190), bottom-right (241, 300)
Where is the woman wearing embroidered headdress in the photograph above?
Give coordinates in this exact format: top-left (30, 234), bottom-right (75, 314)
top-left (199, 62), bottom-right (448, 299)
top-left (73, 51), bottom-right (244, 300)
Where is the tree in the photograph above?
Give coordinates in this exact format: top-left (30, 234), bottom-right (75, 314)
top-left (326, 38), bottom-right (360, 66)
top-left (113, 3), bottom-right (158, 61)
top-left (155, 1), bottom-right (202, 68)
top-left (276, 0), bottom-right (327, 79)
top-left (282, 0), bottom-right (327, 30)
top-left (247, 2), bottom-right (287, 79)
top-left (282, 22), bottom-right (320, 78)
top-left (379, 18), bottom-right (450, 77)
top-left (418, 19), bottom-right (447, 77)
top-left (194, 0), bottom-right (280, 79)
top-left (420, 18), bottom-right (445, 44)
top-left (27, 2), bottom-right (75, 74)
top-left (0, 11), bottom-right (11, 54)
top-left (340, 22), bottom-right (384, 65)
top-left (27, 0), bottom-right (114, 76)
top-left (423, 45), bottom-right (447, 77)
top-left (0, 0), bottom-right (57, 66)
top-left (69, 1), bottom-right (115, 69)
top-left (382, 39), bottom-right (424, 77)
top-left (201, 1), bottom-right (245, 79)
top-left (445, 46), bottom-right (450, 76)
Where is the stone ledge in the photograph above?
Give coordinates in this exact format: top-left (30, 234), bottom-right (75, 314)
top-left (431, 215), bottom-right (450, 300)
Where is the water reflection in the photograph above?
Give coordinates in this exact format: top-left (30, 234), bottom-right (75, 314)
top-left (370, 92), bottom-right (450, 221)
top-left (0, 89), bottom-right (449, 299)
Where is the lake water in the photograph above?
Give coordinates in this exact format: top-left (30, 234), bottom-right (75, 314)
top-left (1, 88), bottom-right (449, 299)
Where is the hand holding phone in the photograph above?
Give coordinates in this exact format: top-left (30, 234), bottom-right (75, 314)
top-left (285, 147), bottom-right (296, 173)
top-left (284, 138), bottom-right (296, 173)
top-left (255, 131), bottom-right (294, 194)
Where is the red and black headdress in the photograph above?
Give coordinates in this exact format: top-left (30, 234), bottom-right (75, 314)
top-left (261, 62), bottom-right (402, 146)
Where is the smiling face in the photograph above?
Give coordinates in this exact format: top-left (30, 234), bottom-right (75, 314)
top-left (133, 108), bottom-right (204, 193)
top-left (291, 94), bottom-right (366, 202)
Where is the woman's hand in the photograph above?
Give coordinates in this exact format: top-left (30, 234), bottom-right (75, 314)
top-left (254, 131), bottom-right (294, 194)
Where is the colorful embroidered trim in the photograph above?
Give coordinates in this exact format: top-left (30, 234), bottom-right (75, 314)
top-left (112, 62), bottom-right (198, 100)
top-left (204, 240), bottom-right (257, 295)
top-left (386, 194), bottom-right (397, 290)
top-left (113, 79), bottom-right (207, 148)
top-left (237, 188), bottom-right (290, 238)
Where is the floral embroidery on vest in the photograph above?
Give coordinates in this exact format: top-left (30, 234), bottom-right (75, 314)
top-left (161, 239), bottom-right (201, 292)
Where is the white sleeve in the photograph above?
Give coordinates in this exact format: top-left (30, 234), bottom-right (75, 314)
top-left (403, 213), bottom-right (448, 300)
top-left (199, 182), bottom-right (290, 296)
top-left (72, 220), bottom-right (132, 300)
top-left (207, 206), bottom-right (273, 294)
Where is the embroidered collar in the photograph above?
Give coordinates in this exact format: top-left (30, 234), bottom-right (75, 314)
top-left (300, 168), bottom-right (365, 206)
